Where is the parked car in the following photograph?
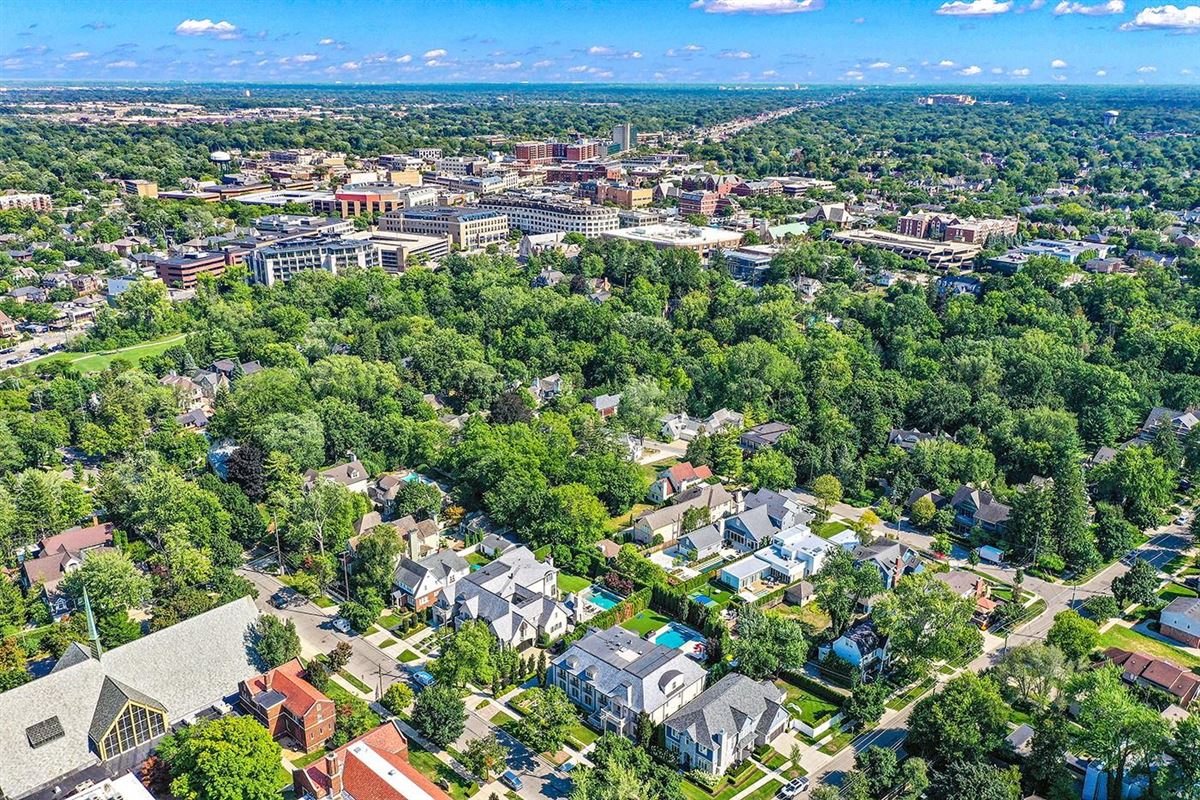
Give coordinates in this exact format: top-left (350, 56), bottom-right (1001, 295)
top-left (500, 771), bottom-right (523, 791)
top-left (332, 616), bottom-right (353, 634)
top-left (1176, 512), bottom-right (1191, 525)
top-left (778, 777), bottom-right (809, 798)
top-left (270, 588), bottom-right (299, 609)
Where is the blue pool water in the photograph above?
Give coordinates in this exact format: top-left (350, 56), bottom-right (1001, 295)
top-left (584, 586), bottom-right (621, 610)
top-left (693, 594), bottom-right (716, 607)
top-left (654, 624), bottom-right (705, 650)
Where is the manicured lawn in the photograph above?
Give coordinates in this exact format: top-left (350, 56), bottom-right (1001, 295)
top-left (490, 708), bottom-right (520, 732)
top-left (338, 669), bottom-right (373, 695)
top-left (466, 552), bottom-right (491, 567)
top-left (1159, 582), bottom-right (1199, 602)
top-left (20, 333), bottom-right (187, 373)
top-left (378, 612), bottom-right (403, 629)
top-left (681, 765), bottom-right (767, 800)
top-left (379, 638), bottom-right (397, 649)
top-left (819, 726), bottom-right (856, 755)
top-left (566, 719), bottom-right (600, 749)
top-left (291, 748), bottom-right (329, 768)
top-left (885, 678), bottom-right (935, 711)
top-left (508, 689), bottom-right (535, 715)
top-left (408, 745), bottom-right (478, 800)
top-left (689, 582), bottom-right (734, 608)
top-left (760, 750), bottom-right (789, 770)
top-left (813, 520), bottom-right (851, 539)
top-left (742, 779), bottom-right (784, 800)
top-left (775, 680), bottom-right (840, 726)
top-left (620, 609), bottom-right (671, 636)
top-left (557, 572), bottom-right (592, 594)
top-left (606, 503), bottom-right (653, 533)
top-left (1096, 625), bottom-right (1200, 668)
top-left (312, 595), bottom-right (336, 608)
top-left (398, 649), bottom-right (420, 663)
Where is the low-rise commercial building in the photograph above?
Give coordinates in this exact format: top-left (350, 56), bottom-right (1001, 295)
top-left (601, 223), bottom-right (742, 257)
top-left (365, 231), bottom-right (451, 272)
top-left (248, 237), bottom-right (380, 286)
top-left (312, 183), bottom-right (435, 218)
top-left (155, 251), bottom-right (230, 288)
top-left (829, 229), bottom-right (981, 270)
top-left (0, 192), bottom-right (53, 212)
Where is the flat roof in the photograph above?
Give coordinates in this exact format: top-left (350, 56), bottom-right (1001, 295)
top-left (603, 224), bottom-right (742, 247)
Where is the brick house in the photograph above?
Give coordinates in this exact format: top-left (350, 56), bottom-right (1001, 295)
top-left (293, 721), bottom-right (452, 800)
top-left (239, 658), bottom-right (335, 753)
top-left (1160, 597), bottom-right (1200, 647)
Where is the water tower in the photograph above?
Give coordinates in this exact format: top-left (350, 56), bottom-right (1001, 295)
top-left (1103, 110), bottom-right (1120, 128)
top-left (210, 149), bottom-right (232, 176)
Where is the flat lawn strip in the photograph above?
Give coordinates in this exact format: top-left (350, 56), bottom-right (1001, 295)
top-left (760, 750), bottom-right (789, 770)
top-left (886, 677), bottom-right (935, 711)
top-left (1096, 625), bottom-right (1200, 668)
top-left (775, 677), bottom-right (841, 726)
top-left (313, 595), bottom-right (336, 608)
top-left (507, 688), bottom-right (535, 715)
top-left (398, 649), bottom-right (421, 663)
top-left (819, 726), bottom-right (857, 756)
top-left (620, 609), bottom-right (672, 636)
top-left (1159, 582), bottom-right (1199, 601)
top-left (378, 612), bottom-right (404, 629)
top-left (742, 779), bottom-right (784, 800)
top-left (557, 572), bottom-right (592, 594)
top-left (466, 551), bottom-right (491, 567)
top-left (276, 765), bottom-right (294, 789)
top-left (337, 669), bottom-right (373, 695)
top-left (490, 708), bottom-right (520, 734)
top-left (407, 744), bottom-right (478, 800)
top-left (813, 520), bottom-right (850, 539)
top-left (379, 638), bottom-right (397, 649)
top-left (16, 332), bottom-right (187, 373)
top-left (606, 503), bottom-right (653, 533)
top-left (291, 748), bottom-right (329, 769)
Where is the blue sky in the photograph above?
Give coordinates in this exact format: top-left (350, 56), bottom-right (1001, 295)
top-left (2, 0), bottom-right (1198, 84)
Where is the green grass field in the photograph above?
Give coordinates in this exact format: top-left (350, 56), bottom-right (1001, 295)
top-left (1159, 583), bottom-right (1199, 602)
top-left (620, 609), bottom-right (671, 636)
top-left (19, 333), bottom-right (187, 373)
top-left (775, 679), bottom-right (841, 725)
top-left (681, 765), bottom-right (767, 800)
top-left (407, 746), bottom-right (478, 800)
top-left (813, 520), bottom-right (851, 539)
top-left (557, 572), bottom-right (592, 594)
top-left (398, 649), bottom-right (420, 663)
top-left (1097, 625), bottom-right (1200, 668)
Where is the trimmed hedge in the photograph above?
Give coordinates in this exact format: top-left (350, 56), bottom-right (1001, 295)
top-left (561, 587), bottom-right (652, 646)
top-left (779, 669), bottom-right (849, 705)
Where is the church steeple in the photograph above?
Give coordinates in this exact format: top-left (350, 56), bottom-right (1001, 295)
top-left (83, 586), bottom-right (102, 659)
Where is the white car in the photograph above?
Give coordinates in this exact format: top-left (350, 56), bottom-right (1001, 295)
top-left (332, 617), bottom-right (353, 634)
top-left (778, 777), bottom-right (810, 798)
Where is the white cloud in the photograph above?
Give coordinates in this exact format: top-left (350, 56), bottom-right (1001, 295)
top-left (1011, 67), bottom-right (1031, 75)
top-left (868, 60), bottom-right (891, 68)
top-left (105, 60), bottom-right (137, 68)
top-left (991, 66), bottom-right (1004, 73)
top-left (630, 51), bottom-right (642, 58)
top-left (959, 64), bottom-right (983, 74)
top-left (1053, 73), bottom-right (1068, 80)
top-left (1137, 64), bottom-right (1158, 72)
top-left (1053, 0), bottom-right (1124, 15)
top-left (532, 59), bottom-right (552, 68)
top-left (1119, 4), bottom-right (1200, 30)
top-left (937, 59), bottom-right (958, 67)
top-left (587, 45), bottom-right (614, 55)
top-left (1029, 0), bottom-right (1047, 7)
top-left (318, 38), bottom-right (336, 45)
top-left (567, 65), bottom-right (589, 73)
top-left (396, 54), bottom-right (412, 63)
top-left (341, 61), bottom-right (360, 70)
top-left (227, 59), bottom-right (244, 66)
top-left (894, 66), bottom-right (910, 73)
top-left (762, 69), bottom-right (778, 76)
top-left (935, 0), bottom-right (1012, 16)
top-left (1183, 67), bottom-right (1195, 74)
top-left (852, 16), bottom-right (866, 22)
top-left (684, 43), bottom-right (704, 51)
top-left (718, 49), bottom-right (755, 59)
top-left (842, 69), bottom-right (865, 80)
top-left (293, 53), bottom-right (318, 63)
top-left (65, 51), bottom-right (90, 61)
top-left (1095, 68), bottom-right (1108, 75)
top-left (174, 18), bottom-right (240, 39)
top-left (1050, 58), bottom-right (1068, 67)
top-left (422, 48), bottom-right (446, 58)
top-left (491, 60), bottom-right (522, 70)
top-left (690, 0), bottom-right (824, 13)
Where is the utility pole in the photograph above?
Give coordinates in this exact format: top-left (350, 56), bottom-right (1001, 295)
top-left (377, 661), bottom-right (384, 701)
top-left (272, 507), bottom-right (283, 574)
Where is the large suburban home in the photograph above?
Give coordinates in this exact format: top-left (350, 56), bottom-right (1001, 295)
top-left (392, 550), bottom-right (470, 611)
top-left (1104, 648), bottom-right (1199, 707)
top-left (1136, 406), bottom-right (1200, 445)
top-left (677, 524), bottom-right (724, 562)
top-left (0, 597), bottom-right (260, 800)
top-left (530, 374), bottom-right (566, 405)
top-left (718, 523), bottom-right (837, 592)
top-left (931, 569), bottom-right (997, 623)
top-left (949, 485), bottom-right (1011, 536)
top-left (663, 673), bottom-right (788, 776)
top-left (820, 619), bottom-right (887, 670)
top-left (648, 461), bottom-right (714, 504)
top-left (592, 393), bottom-right (621, 418)
top-left (739, 422), bottom-right (793, 454)
top-left (369, 471), bottom-right (447, 519)
top-left (548, 626), bottom-right (708, 737)
top-left (632, 483), bottom-right (737, 546)
top-left (852, 540), bottom-right (923, 590)
top-left (293, 720), bottom-right (452, 800)
top-left (239, 658), bottom-right (335, 753)
top-left (434, 546), bottom-right (570, 649)
top-left (158, 373), bottom-right (206, 410)
top-left (392, 515), bottom-right (442, 561)
top-left (886, 428), bottom-right (948, 452)
top-left (659, 408), bottom-right (745, 442)
top-left (21, 522), bottom-right (116, 619)
top-left (722, 505), bottom-right (783, 552)
top-left (305, 459), bottom-right (371, 495)
top-left (1160, 597), bottom-right (1200, 647)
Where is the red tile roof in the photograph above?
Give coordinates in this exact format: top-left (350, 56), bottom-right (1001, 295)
top-left (38, 523), bottom-right (113, 557)
top-left (246, 658), bottom-right (330, 718)
top-left (297, 721), bottom-right (451, 800)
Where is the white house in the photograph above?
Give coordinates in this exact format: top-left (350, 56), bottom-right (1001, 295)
top-left (820, 619), bottom-right (887, 670)
top-left (718, 524), bottom-right (836, 592)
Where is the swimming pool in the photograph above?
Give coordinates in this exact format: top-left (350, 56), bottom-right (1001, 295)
top-left (692, 594), bottom-right (716, 607)
top-left (583, 586), bottom-right (621, 611)
top-left (654, 623), bottom-right (705, 651)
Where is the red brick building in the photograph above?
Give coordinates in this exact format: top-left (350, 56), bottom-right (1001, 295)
top-left (294, 721), bottom-right (453, 800)
top-left (240, 658), bottom-right (335, 753)
top-left (679, 190), bottom-right (718, 218)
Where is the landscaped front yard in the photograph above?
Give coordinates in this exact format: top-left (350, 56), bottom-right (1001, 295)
top-left (813, 520), bottom-right (851, 539)
top-left (681, 764), bottom-right (767, 800)
top-left (775, 679), bottom-right (840, 727)
top-left (1097, 624), bottom-right (1200, 668)
top-left (620, 609), bottom-right (672, 636)
top-left (1159, 582), bottom-right (1199, 602)
top-left (688, 582), bottom-right (734, 609)
top-left (407, 745), bottom-right (479, 800)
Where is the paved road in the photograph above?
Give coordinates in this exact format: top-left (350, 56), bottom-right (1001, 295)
top-left (237, 565), bottom-right (408, 697)
top-left (458, 703), bottom-right (572, 800)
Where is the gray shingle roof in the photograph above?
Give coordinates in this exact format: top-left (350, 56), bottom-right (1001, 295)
top-left (88, 676), bottom-right (167, 745)
top-left (0, 597), bottom-right (260, 799)
top-left (665, 672), bottom-right (786, 747)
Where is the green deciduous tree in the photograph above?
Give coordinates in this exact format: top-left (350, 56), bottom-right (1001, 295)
top-left (1045, 610), bottom-right (1098, 664)
top-left (872, 572), bottom-right (980, 678)
top-left (461, 736), bottom-right (510, 781)
top-left (908, 673), bottom-right (1008, 765)
top-left (513, 686), bottom-right (576, 754)
top-left (251, 614), bottom-right (300, 669)
top-left (731, 605), bottom-right (806, 679)
top-left (61, 550), bottom-right (150, 618)
top-left (157, 715), bottom-right (282, 800)
top-left (412, 684), bottom-right (466, 748)
top-left (811, 548), bottom-right (885, 638)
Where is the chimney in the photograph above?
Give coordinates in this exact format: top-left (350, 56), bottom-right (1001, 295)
top-left (264, 669), bottom-right (274, 690)
top-left (892, 557), bottom-right (903, 588)
top-left (975, 577), bottom-right (987, 600)
top-left (325, 752), bottom-right (343, 796)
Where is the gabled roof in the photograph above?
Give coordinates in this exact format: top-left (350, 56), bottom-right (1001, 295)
top-left (1104, 647), bottom-right (1200, 704)
top-left (950, 485), bottom-right (1011, 525)
top-left (243, 658), bottom-right (331, 719)
top-left (838, 619), bottom-right (884, 655)
top-left (88, 676), bottom-right (167, 745)
top-left (665, 672), bottom-right (786, 747)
